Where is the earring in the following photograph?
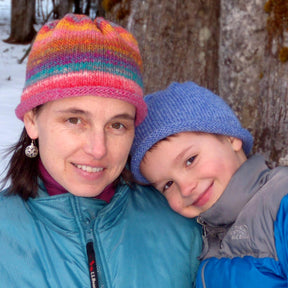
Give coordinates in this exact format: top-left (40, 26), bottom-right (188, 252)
top-left (25, 139), bottom-right (39, 158)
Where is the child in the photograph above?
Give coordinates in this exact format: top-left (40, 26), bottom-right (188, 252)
top-left (130, 81), bottom-right (288, 287)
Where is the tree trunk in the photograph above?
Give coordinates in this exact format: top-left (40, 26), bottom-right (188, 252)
top-left (105, 0), bottom-right (220, 94)
top-left (54, 0), bottom-right (74, 18)
top-left (220, 0), bottom-right (288, 166)
top-left (4, 0), bottom-right (36, 44)
top-left (104, 0), bottom-right (288, 166)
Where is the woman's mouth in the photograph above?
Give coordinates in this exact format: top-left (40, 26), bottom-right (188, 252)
top-left (74, 164), bottom-right (104, 173)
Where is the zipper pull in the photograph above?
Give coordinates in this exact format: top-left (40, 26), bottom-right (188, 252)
top-left (86, 242), bottom-right (99, 288)
top-left (197, 216), bottom-right (207, 237)
top-left (197, 216), bottom-right (209, 259)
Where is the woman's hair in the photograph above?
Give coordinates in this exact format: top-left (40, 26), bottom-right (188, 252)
top-left (1, 128), bottom-right (39, 200)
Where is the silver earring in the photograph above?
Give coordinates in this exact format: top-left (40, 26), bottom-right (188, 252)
top-left (25, 139), bottom-right (39, 158)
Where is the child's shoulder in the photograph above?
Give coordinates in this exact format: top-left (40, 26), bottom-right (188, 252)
top-left (270, 165), bottom-right (288, 181)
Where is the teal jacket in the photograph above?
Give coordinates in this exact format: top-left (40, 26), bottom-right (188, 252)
top-left (0, 181), bottom-right (202, 287)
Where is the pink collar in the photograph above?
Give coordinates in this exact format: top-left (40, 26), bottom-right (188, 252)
top-left (39, 160), bottom-right (115, 203)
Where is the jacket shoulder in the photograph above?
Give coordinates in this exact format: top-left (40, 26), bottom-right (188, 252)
top-left (0, 191), bottom-right (26, 216)
top-left (115, 184), bottom-right (203, 285)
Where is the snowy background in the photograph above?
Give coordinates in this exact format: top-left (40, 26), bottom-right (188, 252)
top-left (0, 0), bottom-right (29, 183)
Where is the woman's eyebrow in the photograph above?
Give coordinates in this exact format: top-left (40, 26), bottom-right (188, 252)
top-left (55, 109), bottom-right (135, 121)
top-left (111, 113), bottom-right (135, 121)
top-left (55, 108), bottom-right (88, 115)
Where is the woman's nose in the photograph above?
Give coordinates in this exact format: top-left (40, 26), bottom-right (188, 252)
top-left (84, 130), bottom-right (107, 159)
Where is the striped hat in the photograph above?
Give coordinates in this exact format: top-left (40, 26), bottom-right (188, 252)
top-left (15, 13), bottom-right (147, 126)
top-left (130, 81), bottom-right (253, 183)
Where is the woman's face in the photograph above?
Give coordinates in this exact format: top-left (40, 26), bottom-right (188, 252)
top-left (24, 96), bottom-right (136, 197)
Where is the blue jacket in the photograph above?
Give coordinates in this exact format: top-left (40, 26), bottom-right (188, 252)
top-left (0, 180), bottom-right (202, 287)
top-left (196, 155), bottom-right (288, 287)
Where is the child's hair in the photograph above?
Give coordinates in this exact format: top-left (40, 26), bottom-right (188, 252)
top-left (130, 81), bottom-right (253, 184)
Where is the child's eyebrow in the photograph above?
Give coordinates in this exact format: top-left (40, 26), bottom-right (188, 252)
top-left (175, 146), bottom-right (193, 163)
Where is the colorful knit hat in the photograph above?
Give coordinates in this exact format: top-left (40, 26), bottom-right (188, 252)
top-left (15, 13), bottom-right (147, 126)
top-left (130, 81), bottom-right (254, 183)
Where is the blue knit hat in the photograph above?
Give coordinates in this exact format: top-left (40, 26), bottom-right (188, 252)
top-left (130, 81), bottom-right (253, 184)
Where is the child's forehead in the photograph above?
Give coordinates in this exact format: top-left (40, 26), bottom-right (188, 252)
top-left (149, 131), bottom-right (225, 151)
top-left (166, 131), bottom-right (207, 140)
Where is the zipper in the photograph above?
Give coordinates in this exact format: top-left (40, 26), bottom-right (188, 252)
top-left (85, 217), bottom-right (99, 288)
top-left (86, 241), bottom-right (99, 288)
top-left (197, 216), bottom-right (207, 237)
top-left (200, 260), bottom-right (208, 288)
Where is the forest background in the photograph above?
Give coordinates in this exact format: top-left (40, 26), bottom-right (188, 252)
top-left (3, 0), bottom-right (288, 167)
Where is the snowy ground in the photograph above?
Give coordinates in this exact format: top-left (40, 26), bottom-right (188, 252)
top-left (0, 0), bottom-right (29, 183)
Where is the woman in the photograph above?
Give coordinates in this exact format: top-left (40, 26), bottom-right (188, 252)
top-left (0, 14), bottom-right (202, 287)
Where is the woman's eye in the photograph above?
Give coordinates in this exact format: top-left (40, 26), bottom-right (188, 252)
top-left (186, 156), bottom-right (196, 166)
top-left (111, 122), bottom-right (125, 130)
top-left (163, 181), bottom-right (174, 193)
top-left (67, 117), bottom-right (81, 125)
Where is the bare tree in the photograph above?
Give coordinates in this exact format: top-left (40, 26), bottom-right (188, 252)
top-left (104, 0), bottom-right (220, 94)
top-left (4, 0), bottom-right (36, 44)
top-left (52, 0), bottom-right (74, 18)
top-left (103, 0), bottom-right (288, 165)
top-left (6, 0), bottom-right (288, 164)
top-left (219, 0), bottom-right (288, 165)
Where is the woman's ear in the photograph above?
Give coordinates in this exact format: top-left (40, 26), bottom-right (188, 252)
top-left (23, 110), bottom-right (39, 139)
top-left (228, 137), bottom-right (243, 152)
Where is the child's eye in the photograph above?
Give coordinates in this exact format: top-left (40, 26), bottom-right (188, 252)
top-left (186, 156), bottom-right (196, 166)
top-left (163, 181), bottom-right (174, 193)
top-left (67, 117), bottom-right (82, 125)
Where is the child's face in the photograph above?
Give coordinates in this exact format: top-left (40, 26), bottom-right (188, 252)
top-left (140, 132), bottom-right (247, 218)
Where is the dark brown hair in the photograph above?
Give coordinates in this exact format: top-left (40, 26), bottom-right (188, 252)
top-left (1, 128), bottom-right (40, 200)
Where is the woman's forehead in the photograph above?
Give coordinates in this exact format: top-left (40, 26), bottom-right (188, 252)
top-left (39, 95), bottom-right (136, 117)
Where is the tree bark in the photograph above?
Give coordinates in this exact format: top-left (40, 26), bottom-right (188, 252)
top-left (220, 0), bottom-right (288, 165)
top-left (104, 0), bottom-right (288, 166)
top-left (53, 0), bottom-right (74, 18)
top-left (105, 0), bottom-right (220, 94)
top-left (7, 0), bottom-right (286, 165)
top-left (4, 0), bottom-right (36, 44)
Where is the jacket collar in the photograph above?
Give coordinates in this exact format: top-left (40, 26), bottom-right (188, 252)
top-left (26, 180), bottom-right (129, 234)
top-left (199, 154), bottom-right (270, 226)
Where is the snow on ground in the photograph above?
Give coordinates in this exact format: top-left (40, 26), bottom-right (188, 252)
top-left (0, 0), bottom-right (28, 183)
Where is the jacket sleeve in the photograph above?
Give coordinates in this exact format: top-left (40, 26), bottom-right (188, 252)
top-left (196, 256), bottom-right (286, 288)
top-left (274, 194), bottom-right (288, 274)
top-left (196, 195), bottom-right (288, 288)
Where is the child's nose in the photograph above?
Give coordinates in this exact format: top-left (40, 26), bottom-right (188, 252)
top-left (179, 180), bottom-right (197, 197)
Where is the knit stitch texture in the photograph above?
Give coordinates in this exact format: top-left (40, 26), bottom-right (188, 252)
top-left (130, 81), bottom-right (253, 183)
top-left (15, 14), bottom-right (147, 126)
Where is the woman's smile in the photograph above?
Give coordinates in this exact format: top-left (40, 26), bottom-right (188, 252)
top-left (26, 96), bottom-right (136, 197)
top-left (73, 163), bottom-right (104, 173)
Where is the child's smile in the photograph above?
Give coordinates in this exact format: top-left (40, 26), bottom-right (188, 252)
top-left (140, 132), bottom-right (246, 218)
